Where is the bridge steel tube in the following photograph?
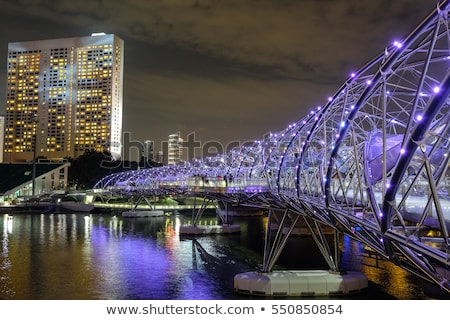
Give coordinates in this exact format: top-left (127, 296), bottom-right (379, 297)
top-left (93, 0), bottom-right (450, 294)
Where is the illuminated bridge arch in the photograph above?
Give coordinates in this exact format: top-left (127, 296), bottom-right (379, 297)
top-left (94, 1), bottom-right (450, 292)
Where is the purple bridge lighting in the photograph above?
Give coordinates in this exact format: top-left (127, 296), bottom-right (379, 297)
top-left (94, 0), bottom-right (450, 295)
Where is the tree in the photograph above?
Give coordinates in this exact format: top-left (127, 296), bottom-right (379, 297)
top-left (67, 150), bottom-right (163, 189)
top-left (68, 150), bottom-right (114, 189)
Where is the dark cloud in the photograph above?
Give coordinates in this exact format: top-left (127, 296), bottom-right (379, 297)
top-left (0, 0), bottom-right (436, 160)
top-left (1, 0), bottom-right (431, 78)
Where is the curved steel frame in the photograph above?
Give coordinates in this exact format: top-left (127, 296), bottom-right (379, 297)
top-left (94, 1), bottom-right (450, 293)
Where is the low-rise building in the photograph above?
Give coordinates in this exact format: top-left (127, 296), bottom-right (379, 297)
top-left (0, 161), bottom-right (70, 204)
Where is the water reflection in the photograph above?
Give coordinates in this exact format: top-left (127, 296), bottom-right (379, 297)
top-left (0, 213), bottom-right (449, 299)
top-left (0, 213), bottom-right (254, 299)
top-left (340, 234), bottom-right (450, 299)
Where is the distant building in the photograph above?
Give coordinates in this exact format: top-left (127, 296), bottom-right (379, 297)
top-left (156, 151), bottom-right (164, 164)
top-left (138, 140), bottom-right (158, 168)
top-left (167, 132), bottom-right (183, 165)
top-left (4, 33), bottom-right (124, 162)
top-left (142, 140), bottom-right (154, 163)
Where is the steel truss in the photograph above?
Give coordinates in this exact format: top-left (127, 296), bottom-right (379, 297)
top-left (93, 1), bottom-right (450, 293)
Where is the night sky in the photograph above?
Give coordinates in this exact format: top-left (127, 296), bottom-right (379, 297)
top-left (0, 0), bottom-right (436, 161)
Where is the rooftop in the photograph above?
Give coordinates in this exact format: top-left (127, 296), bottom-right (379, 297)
top-left (0, 162), bottom-right (69, 196)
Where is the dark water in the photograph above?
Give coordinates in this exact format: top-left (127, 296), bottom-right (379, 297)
top-left (0, 212), bottom-right (449, 300)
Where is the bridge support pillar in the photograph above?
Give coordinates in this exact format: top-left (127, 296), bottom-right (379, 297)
top-left (179, 197), bottom-right (240, 235)
top-left (234, 270), bottom-right (368, 297)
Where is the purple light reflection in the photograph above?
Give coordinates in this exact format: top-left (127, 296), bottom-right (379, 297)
top-left (88, 217), bottom-right (220, 299)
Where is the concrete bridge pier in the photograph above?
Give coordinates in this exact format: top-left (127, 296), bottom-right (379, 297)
top-left (179, 197), bottom-right (240, 235)
top-left (234, 209), bottom-right (368, 296)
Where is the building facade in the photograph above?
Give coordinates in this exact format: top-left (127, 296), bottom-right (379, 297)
top-left (167, 132), bottom-right (183, 165)
top-left (156, 150), bottom-right (164, 164)
top-left (0, 115), bottom-right (4, 163)
top-left (0, 162), bottom-right (70, 200)
top-left (4, 33), bottom-right (124, 162)
top-left (142, 140), bottom-right (154, 162)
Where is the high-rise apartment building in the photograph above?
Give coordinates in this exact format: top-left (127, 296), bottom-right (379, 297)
top-left (156, 151), bottom-right (164, 164)
top-left (0, 115), bottom-right (4, 163)
top-left (167, 132), bottom-right (183, 165)
top-left (4, 33), bottom-right (123, 162)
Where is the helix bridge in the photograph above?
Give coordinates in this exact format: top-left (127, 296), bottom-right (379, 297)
top-left (94, 0), bottom-right (450, 296)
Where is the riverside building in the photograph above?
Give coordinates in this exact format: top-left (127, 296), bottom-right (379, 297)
top-left (4, 33), bottom-right (124, 162)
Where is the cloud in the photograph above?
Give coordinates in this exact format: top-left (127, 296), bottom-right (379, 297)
top-left (122, 67), bottom-right (322, 143)
top-left (0, 0), bottom-right (434, 82)
top-left (0, 0), bottom-right (438, 161)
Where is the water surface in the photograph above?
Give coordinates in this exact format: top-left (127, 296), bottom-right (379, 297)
top-left (0, 213), bottom-right (448, 299)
